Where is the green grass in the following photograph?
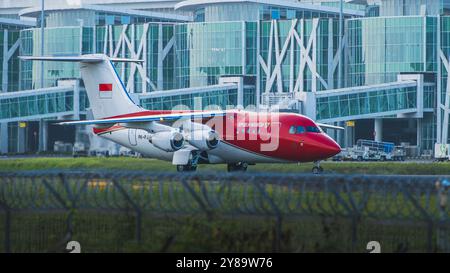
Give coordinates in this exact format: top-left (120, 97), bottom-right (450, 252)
top-left (1, 157), bottom-right (450, 174)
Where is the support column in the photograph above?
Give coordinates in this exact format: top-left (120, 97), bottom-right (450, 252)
top-left (337, 121), bottom-right (345, 147)
top-left (17, 124), bottom-right (26, 154)
top-left (0, 122), bottom-right (8, 154)
top-left (73, 80), bottom-right (80, 120)
top-left (2, 29), bottom-right (9, 92)
top-left (157, 24), bottom-right (163, 90)
top-left (345, 123), bottom-right (354, 148)
top-left (417, 118), bottom-right (423, 155)
top-left (374, 118), bottom-right (383, 142)
top-left (38, 119), bottom-right (48, 152)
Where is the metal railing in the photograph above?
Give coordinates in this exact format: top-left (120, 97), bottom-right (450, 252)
top-left (0, 171), bottom-right (449, 253)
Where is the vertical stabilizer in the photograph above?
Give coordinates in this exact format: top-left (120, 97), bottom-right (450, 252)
top-left (19, 54), bottom-right (144, 119)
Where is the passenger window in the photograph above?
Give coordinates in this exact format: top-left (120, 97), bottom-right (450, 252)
top-left (289, 126), bottom-right (296, 134)
top-left (296, 126), bottom-right (305, 134)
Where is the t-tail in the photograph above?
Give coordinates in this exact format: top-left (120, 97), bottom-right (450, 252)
top-left (19, 54), bottom-right (144, 119)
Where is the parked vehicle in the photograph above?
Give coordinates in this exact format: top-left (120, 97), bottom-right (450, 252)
top-left (72, 142), bottom-right (88, 157)
top-left (434, 143), bottom-right (450, 161)
top-left (333, 139), bottom-right (405, 161)
top-left (53, 141), bottom-right (72, 154)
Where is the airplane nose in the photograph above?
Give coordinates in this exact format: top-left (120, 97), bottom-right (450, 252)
top-left (322, 139), bottom-right (341, 158)
top-left (325, 141), bottom-right (341, 157)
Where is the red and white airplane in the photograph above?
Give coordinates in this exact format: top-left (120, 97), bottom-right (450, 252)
top-left (20, 54), bottom-right (341, 173)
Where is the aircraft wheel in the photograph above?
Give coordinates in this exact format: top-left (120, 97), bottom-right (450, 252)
top-left (312, 166), bottom-right (323, 175)
top-left (177, 165), bottom-right (197, 172)
top-left (227, 162), bottom-right (248, 172)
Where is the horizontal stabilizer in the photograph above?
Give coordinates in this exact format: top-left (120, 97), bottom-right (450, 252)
top-left (19, 55), bottom-right (144, 63)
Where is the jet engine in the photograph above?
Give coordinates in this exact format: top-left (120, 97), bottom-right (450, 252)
top-left (186, 130), bottom-right (220, 151)
top-left (150, 131), bottom-right (185, 152)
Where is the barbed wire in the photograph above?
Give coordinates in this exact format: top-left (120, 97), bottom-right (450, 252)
top-left (0, 171), bottom-right (449, 252)
top-left (0, 171), bottom-right (447, 220)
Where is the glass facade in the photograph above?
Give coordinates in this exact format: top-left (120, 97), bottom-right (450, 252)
top-left (259, 5), bottom-right (350, 21)
top-left (39, 10), bottom-right (180, 28)
top-left (140, 87), bottom-right (239, 110)
top-left (379, 0), bottom-right (445, 16)
top-left (316, 85), bottom-right (417, 121)
top-left (21, 23), bottom-right (175, 92)
top-left (7, 122), bottom-right (18, 153)
top-left (422, 113), bottom-right (436, 151)
top-left (0, 89), bottom-right (89, 120)
top-left (424, 83), bottom-right (436, 109)
top-left (440, 16), bottom-right (450, 104)
top-left (175, 22), bottom-right (256, 89)
top-left (439, 16), bottom-right (450, 144)
top-left (193, 3), bottom-right (352, 22)
top-left (243, 87), bottom-right (257, 107)
top-left (95, 23), bottom-right (175, 92)
top-left (20, 27), bottom-right (95, 89)
top-left (259, 18), bottom-right (340, 93)
top-left (347, 16), bottom-right (437, 87)
top-left (0, 26), bottom-right (20, 92)
top-left (3, 4), bottom-right (450, 154)
top-left (0, 90), bottom-right (73, 120)
top-left (203, 3), bottom-right (259, 22)
top-left (320, 2), bottom-right (367, 12)
top-left (95, 12), bottom-right (173, 26)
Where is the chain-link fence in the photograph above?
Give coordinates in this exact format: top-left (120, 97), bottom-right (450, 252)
top-left (0, 171), bottom-right (449, 253)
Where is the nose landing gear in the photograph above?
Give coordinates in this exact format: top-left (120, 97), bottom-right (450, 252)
top-left (312, 161), bottom-right (324, 174)
top-left (227, 162), bottom-right (248, 172)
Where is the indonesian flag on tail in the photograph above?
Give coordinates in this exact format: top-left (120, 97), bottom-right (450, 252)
top-left (99, 83), bottom-right (113, 98)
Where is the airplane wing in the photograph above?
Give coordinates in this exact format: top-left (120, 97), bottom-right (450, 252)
top-left (57, 111), bottom-right (226, 126)
top-left (317, 123), bottom-right (345, 131)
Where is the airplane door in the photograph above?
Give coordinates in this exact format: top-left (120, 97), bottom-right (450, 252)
top-left (128, 129), bottom-right (137, 146)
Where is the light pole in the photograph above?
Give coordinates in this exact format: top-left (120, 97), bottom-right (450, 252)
top-left (39, 0), bottom-right (45, 153)
top-left (40, 0), bottom-right (45, 89)
top-left (338, 0), bottom-right (343, 89)
top-left (338, 0), bottom-right (344, 146)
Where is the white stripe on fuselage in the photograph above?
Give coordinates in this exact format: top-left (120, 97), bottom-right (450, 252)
top-left (97, 128), bottom-right (288, 164)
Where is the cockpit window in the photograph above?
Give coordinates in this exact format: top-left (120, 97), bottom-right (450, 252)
top-left (296, 126), bottom-right (305, 134)
top-left (289, 126), bottom-right (296, 134)
top-left (306, 126), bottom-right (321, 133)
top-left (289, 125), bottom-right (306, 134)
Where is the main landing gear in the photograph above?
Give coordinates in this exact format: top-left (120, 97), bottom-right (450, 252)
top-left (312, 161), bottom-right (324, 174)
top-left (176, 164), bottom-right (197, 172)
top-left (227, 162), bottom-right (248, 172)
top-left (176, 151), bottom-right (200, 172)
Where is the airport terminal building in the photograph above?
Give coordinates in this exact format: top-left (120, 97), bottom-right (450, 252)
top-left (0, 0), bottom-right (450, 156)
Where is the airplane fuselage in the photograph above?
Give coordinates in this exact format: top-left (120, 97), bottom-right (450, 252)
top-left (93, 110), bottom-right (341, 164)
